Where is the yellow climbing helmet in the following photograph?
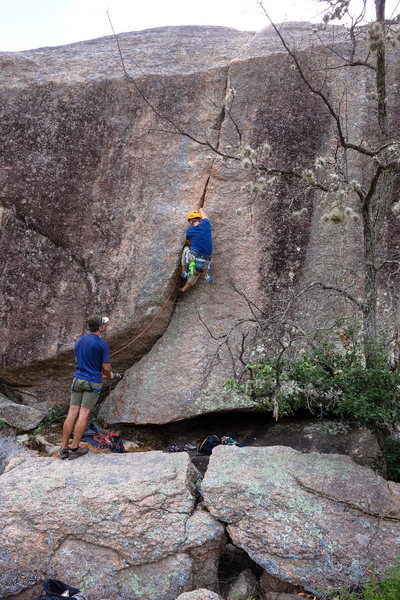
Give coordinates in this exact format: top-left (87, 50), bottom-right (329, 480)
top-left (187, 210), bottom-right (201, 222)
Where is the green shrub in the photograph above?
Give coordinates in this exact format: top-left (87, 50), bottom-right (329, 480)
top-left (224, 326), bottom-right (400, 430)
top-left (28, 405), bottom-right (67, 439)
top-left (361, 558), bottom-right (400, 599)
top-left (289, 348), bottom-right (400, 429)
top-left (321, 558), bottom-right (400, 599)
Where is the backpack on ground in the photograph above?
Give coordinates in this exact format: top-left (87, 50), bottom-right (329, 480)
top-left (39, 579), bottom-right (87, 599)
top-left (197, 435), bottom-right (221, 455)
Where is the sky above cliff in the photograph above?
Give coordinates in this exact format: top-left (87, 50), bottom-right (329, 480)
top-left (1, 0), bottom-right (399, 51)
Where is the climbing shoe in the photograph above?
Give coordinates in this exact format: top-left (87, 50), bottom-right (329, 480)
top-left (68, 446), bottom-right (89, 460)
top-left (174, 288), bottom-right (184, 303)
top-left (60, 448), bottom-right (70, 459)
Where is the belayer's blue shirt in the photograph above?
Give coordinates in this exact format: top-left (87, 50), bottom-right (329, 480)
top-left (186, 218), bottom-right (212, 256)
top-left (73, 333), bottom-right (110, 383)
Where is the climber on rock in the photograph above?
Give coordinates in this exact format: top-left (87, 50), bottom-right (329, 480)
top-left (60, 315), bottom-right (115, 460)
top-left (178, 207), bottom-right (213, 298)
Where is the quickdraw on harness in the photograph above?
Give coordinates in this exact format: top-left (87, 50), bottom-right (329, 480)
top-left (183, 248), bottom-right (214, 283)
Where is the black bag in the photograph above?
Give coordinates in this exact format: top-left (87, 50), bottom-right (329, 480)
top-left (197, 435), bottom-right (221, 455)
top-left (40, 579), bottom-right (86, 600)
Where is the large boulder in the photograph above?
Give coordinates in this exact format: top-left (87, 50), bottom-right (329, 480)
top-left (1, 25), bottom-right (399, 422)
top-left (0, 451), bottom-right (224, 600)
top-left (260, 420), bottom-right (384, 471)
top-left (176, 590), bottom-right (223, 600)
top-left (227, 569), bottom-right (258, 600)
top-left (0, 392), bottom-right (44, 430)
top-left (201, 446), bottom-right (400, 594)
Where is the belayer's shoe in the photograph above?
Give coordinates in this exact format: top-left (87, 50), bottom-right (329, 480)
top-left (68, 446), bottom-right (89, 460)
top-left (60, 448), bottom-right (70, 459)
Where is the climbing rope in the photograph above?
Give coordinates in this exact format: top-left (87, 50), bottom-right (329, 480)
top-left (110, 272), bottom-right (179, 358)
top-left (92, 430), bottom-right (120, 451)
top-left (100, 273), bottom-right (180, 430)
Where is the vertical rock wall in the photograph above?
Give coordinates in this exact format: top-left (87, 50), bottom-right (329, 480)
top-left (1, 24), bottom-right (399, 423)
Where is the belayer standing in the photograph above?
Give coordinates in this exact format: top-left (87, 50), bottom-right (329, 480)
top-left (179, 207), bottom-right (212, 297)
top-left (60, 315), bottom-right (114, 460)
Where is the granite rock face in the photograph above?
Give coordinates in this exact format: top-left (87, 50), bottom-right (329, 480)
top-left (0, 451), bottom-right (224, 600)
top-left (3, 444), bottom-right (400, 598)
top-left (176, 590), bottom-right (223, 600)
top-left (1, 25), bottom-right (399, 423)
top-left (227, 569), bottom-right (258, 600)
top-left (201, 446), bottom-right (400, 594)
top-left (0, 392), bottom-right (44, 430)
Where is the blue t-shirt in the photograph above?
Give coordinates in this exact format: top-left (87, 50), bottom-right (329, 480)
top-left (186, 218), bottom-right (212, 256)
top-left (73, 333), bottom-right (110, 383)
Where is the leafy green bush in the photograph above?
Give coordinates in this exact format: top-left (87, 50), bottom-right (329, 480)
top-left (289, 346), bottom-right (400, 429)
top-left (225, 356), bottom-right (302, 418)
top-left (322, 558), bottom-right (400, 599)
top-left (224, 326), bottom-right (400, 430)
top-left (28, 405), bottom-right (67, 439)
top-left (360, 558), bottom-right (400, 600)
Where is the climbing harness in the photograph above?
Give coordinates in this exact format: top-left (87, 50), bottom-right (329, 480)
top-left (71, 378), bottom-right (101, 394)
top-left (183, 249), bottom-right (214, 283)
top-left (194, 256), bottom-right (206, 272)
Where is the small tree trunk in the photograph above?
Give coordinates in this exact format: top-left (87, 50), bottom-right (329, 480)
top-left (363, 262), bottom-right (378, 368)
top-left (362, 199), bottom-right (378, 367)
top-left (361, 0), bottom-right (389, 368)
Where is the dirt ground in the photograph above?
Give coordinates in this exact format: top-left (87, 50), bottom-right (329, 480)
top-left (116, 410), bottom-right (383, 475)
top-left (20, 410), bottom-right (383, 477)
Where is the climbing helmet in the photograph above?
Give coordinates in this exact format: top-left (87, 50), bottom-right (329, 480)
top-left (187, 210), bottom-right (202, 222)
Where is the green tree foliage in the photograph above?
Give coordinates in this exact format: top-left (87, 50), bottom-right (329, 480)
top-left (225, 324), bottom-right (400, 430)
top-left (328, 557), bottom-right (400, 599)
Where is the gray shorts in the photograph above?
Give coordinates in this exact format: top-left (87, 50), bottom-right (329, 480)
top-left (181, 247), bottom-right (210, 286)
top-left (70, 378), bottom-right (102, 411)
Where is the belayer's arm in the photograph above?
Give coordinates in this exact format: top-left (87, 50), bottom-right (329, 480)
top-left (102, 362), bottom-right (114, 379)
